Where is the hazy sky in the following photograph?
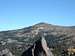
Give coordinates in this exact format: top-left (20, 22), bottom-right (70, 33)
top-left (0, 0), bottom-right (75, 31)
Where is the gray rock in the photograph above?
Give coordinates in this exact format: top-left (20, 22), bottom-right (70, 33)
top-left (21, 37), bottom-right (54, 56)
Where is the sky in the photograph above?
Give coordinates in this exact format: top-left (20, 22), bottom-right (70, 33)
top-left (0, 0), bottom-right (75, 31)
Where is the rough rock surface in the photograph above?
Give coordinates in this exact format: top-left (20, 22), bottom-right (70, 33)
top-left (21, 37), bottom-right (54, 56)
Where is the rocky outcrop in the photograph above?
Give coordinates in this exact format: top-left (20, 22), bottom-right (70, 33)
top-left (21, 37), bottom-right (54, 56)
top-left (0, 48), bottom-right (14, 56)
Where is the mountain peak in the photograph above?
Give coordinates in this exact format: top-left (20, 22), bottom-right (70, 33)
top-left (34, 22), bottom-right (51, 27)
top-left (35, 22), bottom-right (50, 25)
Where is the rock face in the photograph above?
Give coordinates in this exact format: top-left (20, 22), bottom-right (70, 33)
top-left (21, 37), bottom-right (54, 56)
top-left (0, 48), bottom-right (14, 56)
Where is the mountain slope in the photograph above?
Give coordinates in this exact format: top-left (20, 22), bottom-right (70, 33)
top-left (0, 22), bottom-right (75, 56)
